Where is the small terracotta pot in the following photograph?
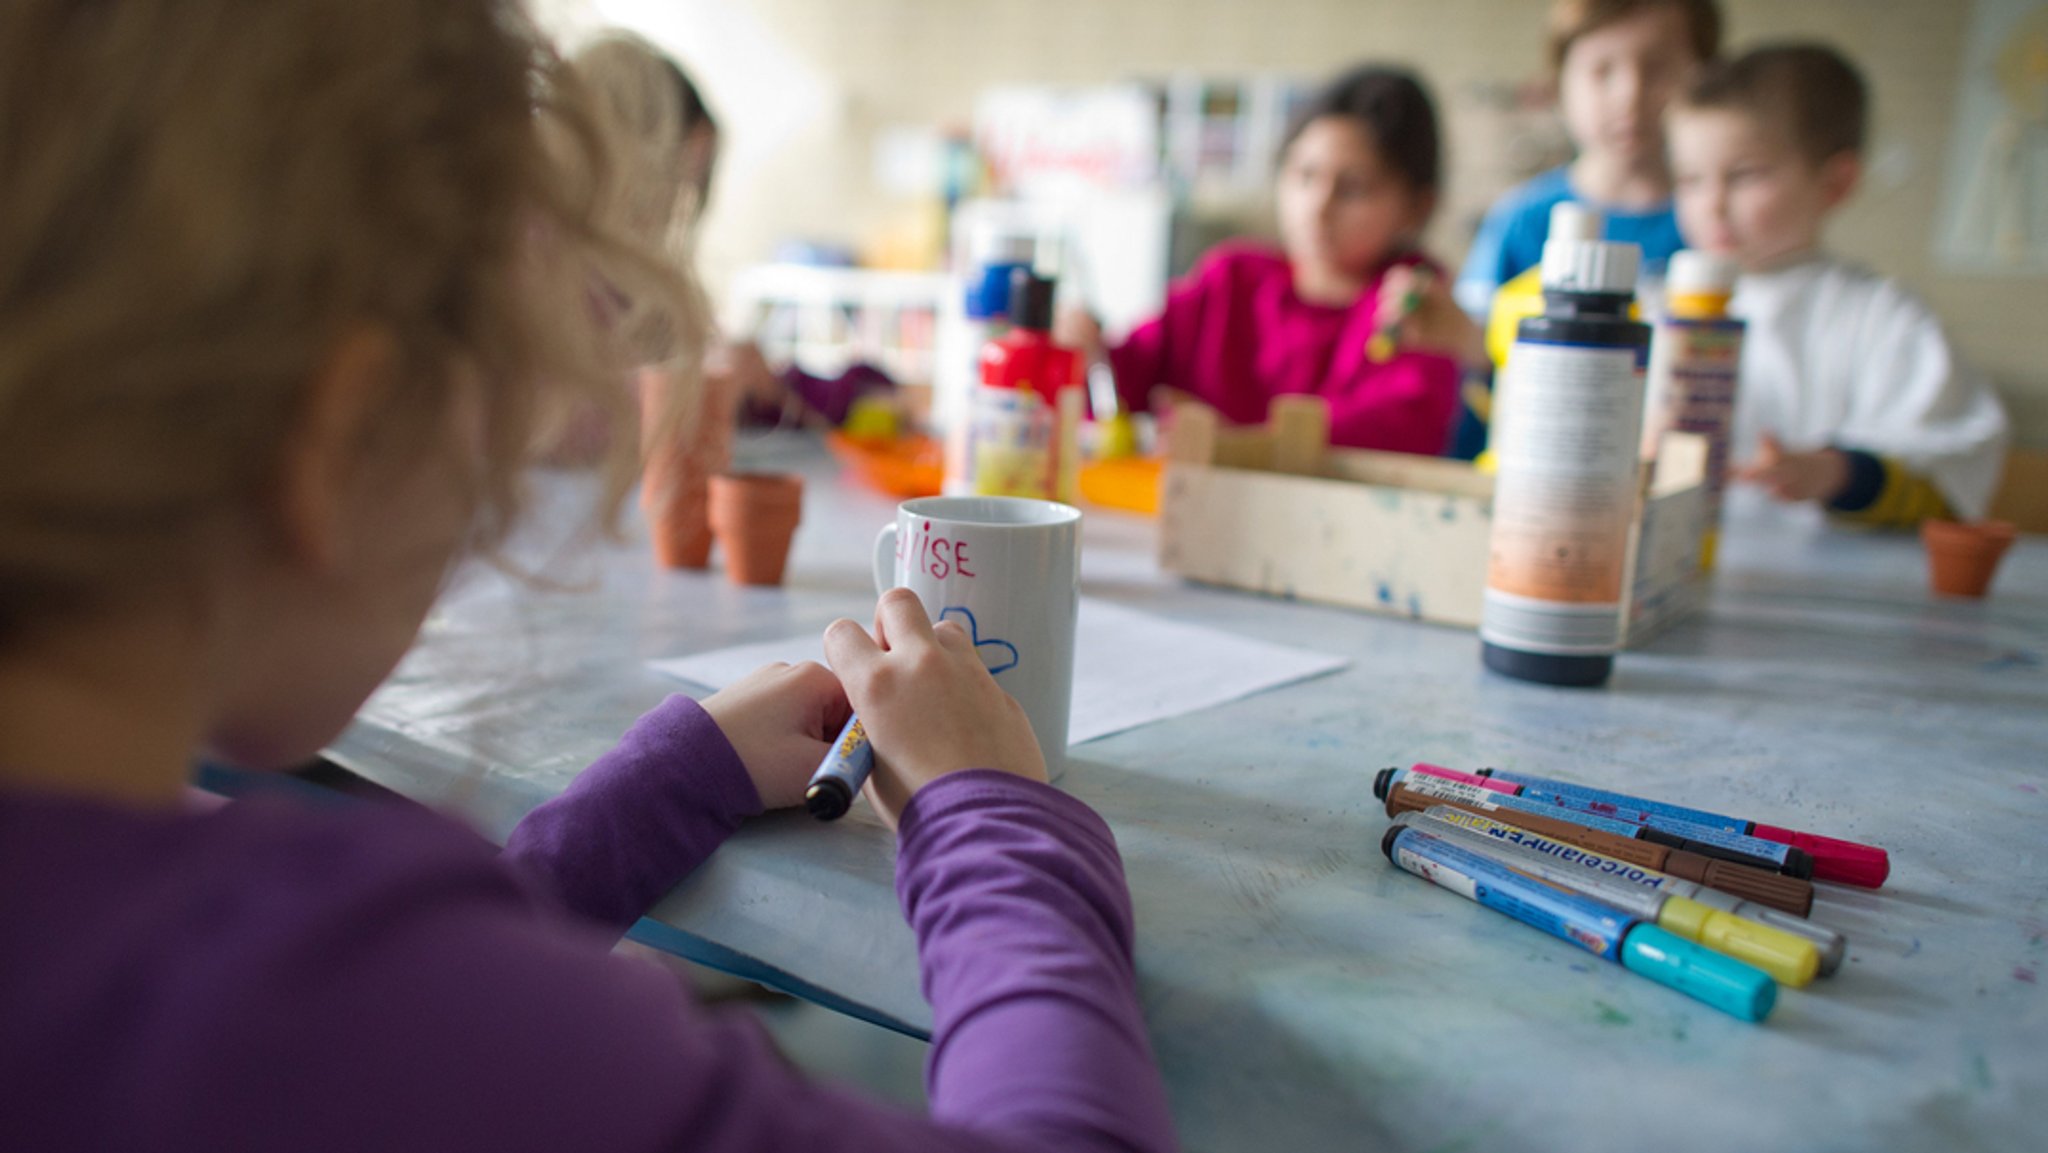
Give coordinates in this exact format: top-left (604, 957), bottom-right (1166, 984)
top-left (640, 364), bottom-right (738, 570)
top-left (1921, 519), bottom-right (2016, 599)
top-left (643, 467), bottom-right (714, 568)
top-left (708, 473), bottom-right (805, 586)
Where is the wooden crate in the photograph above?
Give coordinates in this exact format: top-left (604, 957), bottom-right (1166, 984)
top-left (1158, 396), bottom-right (1708, 644)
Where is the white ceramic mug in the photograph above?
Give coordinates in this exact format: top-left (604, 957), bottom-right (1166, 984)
top-left (873, 496), bottom-right (1081, 775)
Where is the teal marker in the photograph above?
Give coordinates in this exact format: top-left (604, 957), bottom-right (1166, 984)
top-left (1382, 825), bottom-right (1777, 1021)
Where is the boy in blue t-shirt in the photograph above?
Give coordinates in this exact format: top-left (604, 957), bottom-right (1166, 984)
top-left (1450, 0), bottom-right (1721, 457)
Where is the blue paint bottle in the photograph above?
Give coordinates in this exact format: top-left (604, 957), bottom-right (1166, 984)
top-left (1481, 204), bottom-right (1652, 688)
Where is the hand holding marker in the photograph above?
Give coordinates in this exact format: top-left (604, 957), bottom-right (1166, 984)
top-left (1366, 265), bottom-right (1433, 363)
top-left (806, 715), bottom-right (872, 821)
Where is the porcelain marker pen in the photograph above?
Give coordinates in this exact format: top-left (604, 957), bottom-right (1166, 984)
top-left (1386, 772), bottom-right (1807, 879)
top-left (1376, 767), bottom-right (1814, 879)
top-left (1383, 826), bottom-right (1776, 1021)
top-left (1381, 779), bottom-right (1815, 916)
top-left (805, 716), bottom-right (873, 821)
top-left (1473, 768), bottom-right (1889, 888)
top-left (1407, 805), bottom-right (1847, 975)
top-left (1393, 812), bottom-right (1822, 986)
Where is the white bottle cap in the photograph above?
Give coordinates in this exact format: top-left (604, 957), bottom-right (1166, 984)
top-left (1539, 202), bottom-right (1640, 295)
top-left (1666, 250), bottom-right (1738, 294)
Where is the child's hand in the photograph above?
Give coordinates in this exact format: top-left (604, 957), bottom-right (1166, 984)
top-left (700, 662), bottom-right (852, 810)
top-left (1378, 266), bottom-right (1487, 369)
top-left (1735, 434), bottom-right (1850, 504)
top-left (1054, 307), bottom-right (1105, 360)
top-left (822, 588), bottom-right (1047, 829)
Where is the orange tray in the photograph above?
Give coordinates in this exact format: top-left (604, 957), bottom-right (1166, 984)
top-left (825, 431), bottom-right (945, 498)
top-left (1079, 456), bottom-right (1162, 516)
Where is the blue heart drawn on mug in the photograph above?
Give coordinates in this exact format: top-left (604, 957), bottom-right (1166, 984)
top-left (938, 606), bottom-right (1019, 676)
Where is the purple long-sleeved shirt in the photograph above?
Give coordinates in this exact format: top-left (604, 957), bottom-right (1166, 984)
top-left (0, 695), bottom-right (1177, 1153)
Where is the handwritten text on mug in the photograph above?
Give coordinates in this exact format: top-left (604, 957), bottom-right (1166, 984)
top-left (899, 519), bottom-right (977, 580)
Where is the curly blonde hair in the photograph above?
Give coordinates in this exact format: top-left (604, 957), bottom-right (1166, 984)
top-left (0, 0), bottom-right (694, 634)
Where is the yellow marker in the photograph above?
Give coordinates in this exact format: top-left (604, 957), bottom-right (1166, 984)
top-left (1656, 896), bottom-right (1820, 988)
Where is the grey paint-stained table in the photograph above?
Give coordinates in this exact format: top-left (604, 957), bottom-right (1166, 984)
top-left (329, 433), bottom-right (2047, 1153)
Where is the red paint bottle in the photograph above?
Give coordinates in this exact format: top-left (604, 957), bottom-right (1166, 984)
top-left (968, 270), bottom-right (1083, 501)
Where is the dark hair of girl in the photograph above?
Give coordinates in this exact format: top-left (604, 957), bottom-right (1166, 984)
top-left (1280, 65), bottom-right (1442, 194)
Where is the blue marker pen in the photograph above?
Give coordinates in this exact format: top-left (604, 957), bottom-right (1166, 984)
top-left (806, 716), bottom-right (873, 821)
top-left (1382, 825), bottom-right (1777, 1022)
top-left (1387, 772), bottom-right (1799, 877)
top-left (1510, 786), bottom-right (1815, 878)
top-left (1473, 768), bottom-right (1889, 888)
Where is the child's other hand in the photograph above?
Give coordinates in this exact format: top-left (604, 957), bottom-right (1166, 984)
top-left (701, 662), bottom-right (852, 810)
top-left (1380, 267), bottom-right (1487, 369)
top-left (1054, 307), bottom-right (1105, 360)
top-left (822, 588), bottom-right (1047, 830)
top-left (1735, 434), bottom-right (1850, 504)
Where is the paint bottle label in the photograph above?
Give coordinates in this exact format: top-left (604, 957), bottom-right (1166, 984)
top-left (1643, 316), bottom-right (1745, 567)
top-left (1482, 338), bottom-right (1646, 655)
top-left (1391, 830), bottom-right (1631, 961)
top-left (967, 385), bottom-right (1053, 498)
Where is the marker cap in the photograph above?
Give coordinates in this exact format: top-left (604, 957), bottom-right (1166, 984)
top-left (1620, 925), bottom-right (1777, 1022)
top-left (1657, 897), bottom-right (1820, 987)
top-left (1678, 887), bottom-right (1847, 977)
top-left (805, 778), bottom-right (853, 821)
top-left (1752, 825), bottom-right (1890, 888)
top-left (1376, 764), bottom-right (1515, 801)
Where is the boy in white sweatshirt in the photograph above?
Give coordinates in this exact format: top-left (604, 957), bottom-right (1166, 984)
top-left (1667, 44), bottom-right (2009, 523)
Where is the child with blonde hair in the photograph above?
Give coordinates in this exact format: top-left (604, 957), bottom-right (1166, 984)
top-left (1667, 44), bottom-right (2010, 521)
top-left (0, 3), bottom-right (1175, 1151)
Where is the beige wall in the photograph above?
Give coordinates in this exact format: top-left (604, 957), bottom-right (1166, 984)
top-left (544, 0), bottom-right (2048, 446)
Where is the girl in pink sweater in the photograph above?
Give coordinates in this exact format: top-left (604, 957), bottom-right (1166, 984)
top-left (1063, 66), bottom-right (1480, 455)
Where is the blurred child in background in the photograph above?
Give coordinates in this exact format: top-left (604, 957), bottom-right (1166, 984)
top-left (1452, 0), bottom-right (1721, 458)
top-left (1060, 65), bottom-right (1473, 455)
top-left (1668, 44), bottom-right (2009, 522)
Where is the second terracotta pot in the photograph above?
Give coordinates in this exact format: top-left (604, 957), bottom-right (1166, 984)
top-left (1921, 518), bottom-right (2016, 599)
top-left (708, 473), bottom-right (805, 586)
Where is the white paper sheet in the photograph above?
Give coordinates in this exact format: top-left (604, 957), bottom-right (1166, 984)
top-left (647, 598), bottom-right (1348, 747)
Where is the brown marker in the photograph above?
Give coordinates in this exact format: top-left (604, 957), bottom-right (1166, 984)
top-left (1383, 782), bottom-right (1815, 917)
